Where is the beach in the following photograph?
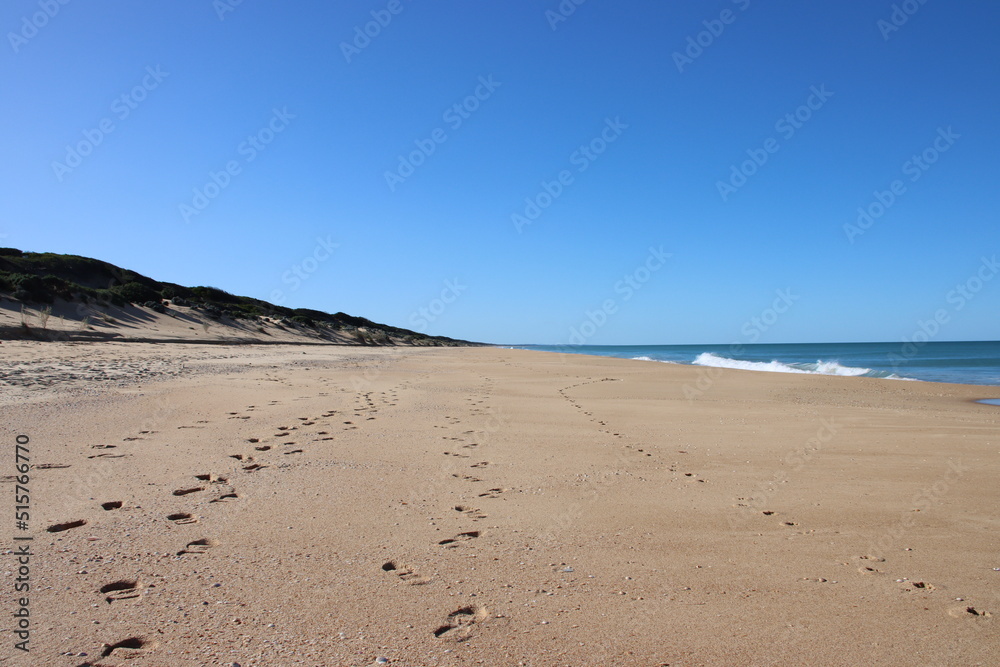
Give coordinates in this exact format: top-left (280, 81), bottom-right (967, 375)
top-left (3, 342), bottom-right (998, 666)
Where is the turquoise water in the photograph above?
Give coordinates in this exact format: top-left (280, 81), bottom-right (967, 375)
top-left (513, 341), bottom-right (1000, 388)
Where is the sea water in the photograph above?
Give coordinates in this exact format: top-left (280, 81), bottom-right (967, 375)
top-left (513, 341), bottom-right (1000, 387)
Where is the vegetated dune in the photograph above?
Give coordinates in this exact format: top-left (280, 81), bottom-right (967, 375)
top-left (0, 247), bottom-right (478, 346)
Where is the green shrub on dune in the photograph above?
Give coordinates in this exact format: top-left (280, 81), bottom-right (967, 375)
top-left (110, 281), bottom-right (160, 304)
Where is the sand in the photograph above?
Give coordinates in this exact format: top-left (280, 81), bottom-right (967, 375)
top-left (2, 342), bottom-right (998, 666)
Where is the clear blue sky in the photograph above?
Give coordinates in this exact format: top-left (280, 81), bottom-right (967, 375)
top-left (2, 1), bottom-right (998, 344)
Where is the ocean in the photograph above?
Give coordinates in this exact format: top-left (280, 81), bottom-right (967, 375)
top-left (512, 341), bottom-right (1000, 388)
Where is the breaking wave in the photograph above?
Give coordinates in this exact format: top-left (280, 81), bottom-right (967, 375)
top-left (691, 352), bottom-right (897, 378)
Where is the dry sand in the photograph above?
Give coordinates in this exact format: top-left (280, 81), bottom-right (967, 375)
top-left (1, 342), bottom-right (998, 666)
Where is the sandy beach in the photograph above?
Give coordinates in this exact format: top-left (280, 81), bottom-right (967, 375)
top-left (2, 342), bottom-right (998, 666)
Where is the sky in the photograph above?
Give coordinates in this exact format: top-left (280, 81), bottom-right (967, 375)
top-left (1, 0), bottom-right (998, 345)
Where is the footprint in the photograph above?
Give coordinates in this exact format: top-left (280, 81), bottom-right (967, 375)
top-left (470, 461), bottom-right (490, 468)
top-left (167, 512), bottom-right (198, 525)
top-left (101, 501), bottom-right (123, 511)
top-left (948, 605), bottom-right (993, 618)
top-left (478, 488), bottom-right (507, 499)
top-left (100, 637), bottom-right (154, 657)
top-left (194, 474), bottom-right (228, 484)
top-left (88, 453), bottom-right (128, 459)
top-left (255, 445), bottom-right (272, 451)
top-left (172, 487), bottom-right (204, 497)
top-left (243, 463), bottom-right (265, 471)
top-left (454, 505), bottom-right (488, 520)
top-left (176, 538), bottom-right (214, 556)
top-left (382, 560), bottom-right (431, 585)
top-left (433, 605), bottom-right (489, 641)
top-left (91, 444), bottom-right (117, 450)
top-left (46, 519), bottom-right (87, 533)
top-left (438, 530), bottom-right (481, 548)
top-left (100, 580), bottom-right (141, 603)
top-left (210, 493), bottom-right (239, 503)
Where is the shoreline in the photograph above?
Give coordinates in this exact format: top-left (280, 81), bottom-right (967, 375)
top-left (510, 342), bottom-right (1000, 389)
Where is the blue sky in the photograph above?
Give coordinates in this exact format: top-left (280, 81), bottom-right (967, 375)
top-left (2, 0), bottom-right (998, 345)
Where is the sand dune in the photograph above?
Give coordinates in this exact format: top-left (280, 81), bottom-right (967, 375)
top-left (0, 297), bottom-right (471, 348)
top-left (3, 343), bottom-right (998, 665)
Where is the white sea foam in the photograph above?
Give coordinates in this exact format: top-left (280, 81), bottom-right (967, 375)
top-left (692, 352), bottom-right (874, 377)
top-left (631, 356), bottom-right (678, 364)
top-left (811, 360), bottom-right (871, 376)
